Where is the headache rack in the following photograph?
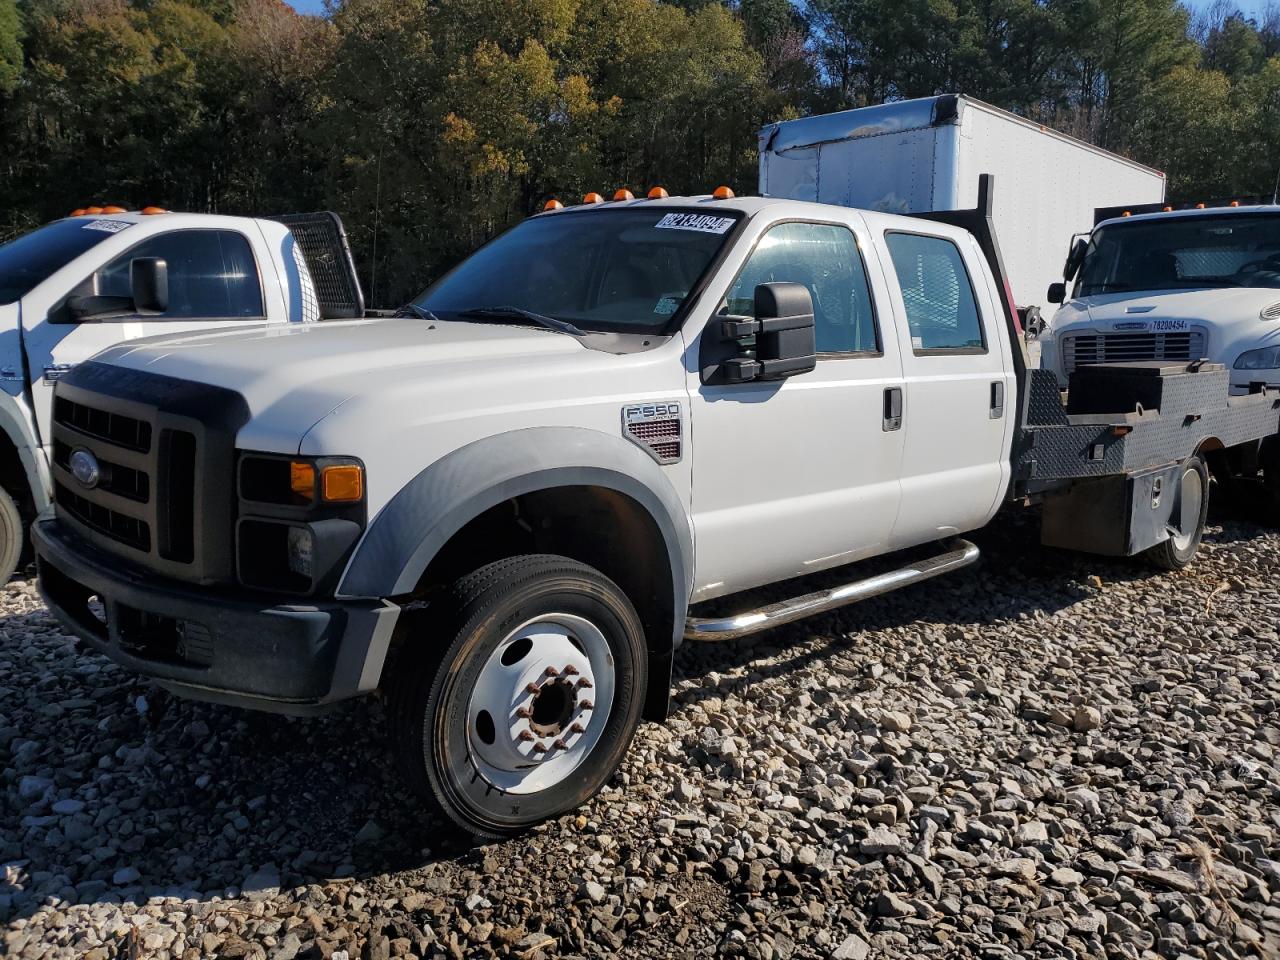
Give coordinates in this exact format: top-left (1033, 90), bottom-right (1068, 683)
top-left (270, 211), bottom-right (366, 319)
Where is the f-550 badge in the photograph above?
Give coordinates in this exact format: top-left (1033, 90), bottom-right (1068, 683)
top-left (622, 402), bottom-right (683, 465)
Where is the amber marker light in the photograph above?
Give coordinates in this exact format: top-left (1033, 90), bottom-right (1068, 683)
top-left (101, 205), bottom-right (126, 214)
top-left (543, 199), bottom-right (563, 211)
top-left (712, 185), bottom-right (735, 199)
top-left (290, 462), bottom-right (317, 500)
top-left (583, 192), bottom-right (605, 204)
top-left (647, 186), bottom-right (669, 199)
top-left (613, 189), bottom-right (634, 201)
top-left (321, 464), bottom-right (364, 503)
top-left (140, 206), bottom-right (167, 215)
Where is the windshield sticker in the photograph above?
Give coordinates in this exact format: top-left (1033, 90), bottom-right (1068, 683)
top-left (653, 295), bottom-right (682, 316)
top-left (655, 213), bottom-right (735, 234)
top-left (82, 219), bottom-right (132, 234)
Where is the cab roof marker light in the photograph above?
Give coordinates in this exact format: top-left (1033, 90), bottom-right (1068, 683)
top-left (1196, 202), bottom-right (1206, 209)
top-left (583, 192), bottom-right (604, 205)
top-left (101, 205), bottom-right (126, 214)
top-left (647, 186), bottom-right (669, 199)
top-left (1230, 200), bottom-right (1240, 207)
top-left (712, 186), bottom-right (735, 200)
top-left (1163, 205), bottom-right (1173, 212)
top-left (140, 206), bottom-right (167, 215)
top-left (613, 189), bottom-right (634, 202)
top-left (84, 206), bottom-right (104, 215)
top-left (70, 208), bottom-right (86, 217)
top-left (543, 199), bottom-right (563, 211)
top-left (1122, 211), bottom-right (1131, 217)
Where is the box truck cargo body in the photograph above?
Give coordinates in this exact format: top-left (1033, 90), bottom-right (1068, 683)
top-left (758, 94), bottom-right (1166, 312)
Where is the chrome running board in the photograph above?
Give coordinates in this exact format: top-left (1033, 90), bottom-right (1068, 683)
top-left (684, 539), bottom-right (980, 642)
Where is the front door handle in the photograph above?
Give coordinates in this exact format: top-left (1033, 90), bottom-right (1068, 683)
top-left (990, 380), bottom-right (1005, 419)
top-left (883, 386), bottom-right (903, 431)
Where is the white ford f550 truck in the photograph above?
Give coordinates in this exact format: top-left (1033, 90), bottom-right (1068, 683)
top-left (1040, 201), bottom-right (1280, 392)
top-left (32, 179), bottom-right (1280, 837)
top-left (0, 208), bottom-right (368, 585)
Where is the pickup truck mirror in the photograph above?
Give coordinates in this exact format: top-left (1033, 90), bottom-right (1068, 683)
top-left (715, 282), bottom-right (817, 384)
top-left (130, 258), bottom-right (169, 314)
top-left (1047, 282), bottom-right (1066, 305)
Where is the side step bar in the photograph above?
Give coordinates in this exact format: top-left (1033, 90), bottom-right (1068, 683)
top-left (684, 539), bottom-right (980, 642)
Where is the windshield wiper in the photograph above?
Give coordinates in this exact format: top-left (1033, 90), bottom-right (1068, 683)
top-left (398, 303), bottom-right (441, 322)
top-left (458, 306), bottom-right (585, 337)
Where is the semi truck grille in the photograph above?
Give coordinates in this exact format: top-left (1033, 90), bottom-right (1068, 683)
top-left (1063, 331), bottom-right (1206, 374)
top-left (48, 362), bottom-right (250, 584)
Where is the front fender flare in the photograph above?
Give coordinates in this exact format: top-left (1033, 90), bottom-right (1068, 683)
top-left (337, 426), bottom-right (693, 648)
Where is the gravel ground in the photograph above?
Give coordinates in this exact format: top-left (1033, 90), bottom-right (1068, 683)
top-left (3, 510), bottom-right (1279, 960)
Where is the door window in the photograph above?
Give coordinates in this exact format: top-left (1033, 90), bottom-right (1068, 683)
top-left (97, 230), bottom-right (264, 319)
top-left (885, 233), bottom-right (985, 353)
top-left (725, 221), bottom-right (879, 354)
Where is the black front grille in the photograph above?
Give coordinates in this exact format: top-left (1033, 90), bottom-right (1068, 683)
top-left (55, 482), bottom-right (151, 551)
top-left (51, 361), bottom-right (251, 583)
top-left (54, 396), bottom-right (152, 452)
top-left (1063, 331), bottom-right (1206, 373)
top-left (52, 440), bottom-right (150, 503)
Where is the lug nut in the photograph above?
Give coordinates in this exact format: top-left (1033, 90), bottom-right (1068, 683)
top-left (553, 738), bottom-right (568, 750)
top-left (563, 665), bottom-right (579, 676)
top-left (525, 682), bottom-right (541, 695)
top-left (532, 743), bottom-right (548, 754)
top-left (579, 700), bottom-right (594, 710)
top-left (569, 723), bottom-right (585, 734)
top-left (576, 678), bottom-right (593, 690)
top-left (515, 706), bottom-right (533, 719)
top-left (544, 666), bottom-right (559, 677)
top-left (517, 730), bottom-right (534, 742)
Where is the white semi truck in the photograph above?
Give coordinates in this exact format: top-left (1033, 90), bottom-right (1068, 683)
top-left (33, 177), bottom-right (1280, 837)
top-left (1039, 201), bottom-right (1280, 396)
top-left (758, 94), bottom-right (1166, 323)
top-left (0, 207), bottom-right (365, 583)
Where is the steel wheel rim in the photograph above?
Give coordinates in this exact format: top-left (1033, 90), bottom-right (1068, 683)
top-left (1172, 465), bottom-right (1204, 551)
top-left (465, 614), bottom-right (615, 795)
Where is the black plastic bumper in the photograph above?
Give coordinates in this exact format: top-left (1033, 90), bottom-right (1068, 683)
top-left (33, 518), bottom-right (399, 714)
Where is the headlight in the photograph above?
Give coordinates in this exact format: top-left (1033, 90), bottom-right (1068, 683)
top-left (1234, 346), bottom-right (1280, 370)
top-left (237, 453), bottom-right (366, 594)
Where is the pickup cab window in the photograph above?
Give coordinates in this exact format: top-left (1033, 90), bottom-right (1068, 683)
top-left (97, 229), bottom-right (264, 320)
top-left (0, 218), bottom-right (120, 304)
top-left (885, 232), bottom-right (986, 353)
top-left (725, 221), bottom-right (879, 354)
top-left (415, 208), bottom-right (742, 335)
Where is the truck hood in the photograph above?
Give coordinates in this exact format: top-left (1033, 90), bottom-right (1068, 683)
top-left (93, 317), bottom-right (590, 449)
top-left (1056, 288), bottom-right (1280, 331)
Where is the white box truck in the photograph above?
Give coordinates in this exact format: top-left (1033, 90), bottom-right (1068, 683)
top-left (758, 94), bottom-right (1166, 318)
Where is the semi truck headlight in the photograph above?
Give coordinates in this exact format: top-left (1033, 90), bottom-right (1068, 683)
top-left (1234, 347), bottom-right (1280, 370)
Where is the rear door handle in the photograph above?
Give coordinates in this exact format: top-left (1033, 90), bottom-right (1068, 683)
top-left (990, 380), bottom-right (1005, 419)
top-left (883, 386), bottom-right (903, 431)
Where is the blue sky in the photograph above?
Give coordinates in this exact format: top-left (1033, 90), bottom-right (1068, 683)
top-left (283, 0), bottom-right (1274, 21)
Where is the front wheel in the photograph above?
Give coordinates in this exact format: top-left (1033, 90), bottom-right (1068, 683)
top-left (389, 555), bottom-right (648, 838)
top-left (0, 485), bottom-right (25, 584)
top-left (1143, 456), bottom-right (1210, 571)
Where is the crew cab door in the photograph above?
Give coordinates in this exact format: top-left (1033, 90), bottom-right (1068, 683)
top-left (687, 213), bottom-right (906, 601)
top-left (874, 226), bottom-right (1016, 548)
top-left (24, 227), bottom-right (273, 449)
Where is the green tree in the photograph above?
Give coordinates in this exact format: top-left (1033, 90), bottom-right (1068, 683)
top-left (0, 0), bottom-right (21, 95)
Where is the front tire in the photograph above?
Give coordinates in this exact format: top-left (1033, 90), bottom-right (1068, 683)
top-left (0, 485), bottom-right (25, 584)
top-left (389, 555), bottom-right (648, 838)
top-left (1144, 456), bottom-right (1210, 571)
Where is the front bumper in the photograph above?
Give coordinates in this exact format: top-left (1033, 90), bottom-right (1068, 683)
top-left (33, 518), bottom-right (399, 714)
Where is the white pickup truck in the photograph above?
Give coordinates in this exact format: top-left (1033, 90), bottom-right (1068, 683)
top-left (0, 208), bottom-right (365, 583)
top-left (32, 179), bottom-right (1280, 837)
top-left (1040, 202), bottom-right (1280, 393)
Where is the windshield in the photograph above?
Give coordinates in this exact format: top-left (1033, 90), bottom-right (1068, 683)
top-left (1076, 213), bottom-right (1280, 297)
top-left (0, 218), bottom-right (126, 304)
top-left (415, 207), bottom-right (743, 334)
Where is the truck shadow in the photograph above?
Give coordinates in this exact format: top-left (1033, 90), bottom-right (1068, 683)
top-left (0, 508), bottom-right (1271, 926)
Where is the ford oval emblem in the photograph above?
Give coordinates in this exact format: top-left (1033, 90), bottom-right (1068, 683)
top-left (69, 448), bottom-right (101, 489)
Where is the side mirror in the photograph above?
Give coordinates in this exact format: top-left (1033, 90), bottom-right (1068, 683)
top-left (131, 258), bottom-right (168, 314)
top-left (1047, 282), bottom-right (1066, 305)
top-left (717, 282), bottom-right (817, 384)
